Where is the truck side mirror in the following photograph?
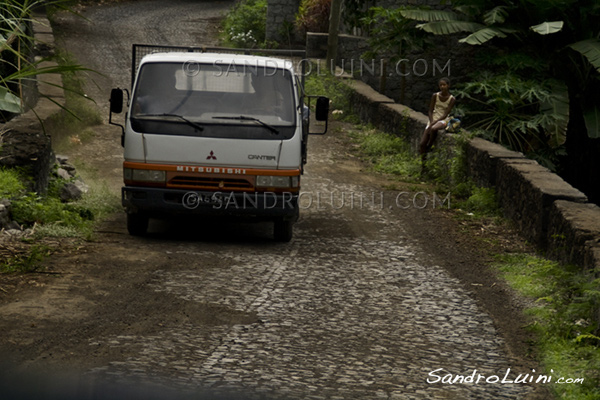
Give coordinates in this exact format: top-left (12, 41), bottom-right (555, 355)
top-left (315, 96), bottom-right (329, 121)
top-left (110, 88), bottom-right (124, 114)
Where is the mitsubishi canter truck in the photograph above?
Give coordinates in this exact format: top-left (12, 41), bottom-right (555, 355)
top-left (109, 45), bottom-right (329, 241)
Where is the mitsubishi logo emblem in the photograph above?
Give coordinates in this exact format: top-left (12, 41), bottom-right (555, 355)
top-left (207, 151), bottom-right (217, 160)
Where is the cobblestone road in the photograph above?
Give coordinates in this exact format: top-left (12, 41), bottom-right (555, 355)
top-left (85, 171), bottom-right (531, 399)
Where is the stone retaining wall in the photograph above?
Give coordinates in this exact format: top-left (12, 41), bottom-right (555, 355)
top-left (0, 15), bottom-right (62, 194)
top-left (340, 75), bottom-right (600, 274)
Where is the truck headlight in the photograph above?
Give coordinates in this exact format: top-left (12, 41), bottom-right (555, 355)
top-left (256, 175), bottom-right (299, 188)
top-left (124, 168), bottom-right (166, 183)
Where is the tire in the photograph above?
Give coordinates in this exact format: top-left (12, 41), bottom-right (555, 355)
top-left (127, 212), bottom-right (149, 236)
top-left (274, 218), bottom-right (293, 242)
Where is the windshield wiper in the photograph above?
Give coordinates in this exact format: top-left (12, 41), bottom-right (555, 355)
top-left (212, 115), bottom-right (279, 135)
top-left (137, 113), bottom-right (204, 131)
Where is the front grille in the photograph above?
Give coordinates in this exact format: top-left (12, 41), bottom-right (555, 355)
top-left (169, 175), bottom-right (253, 190)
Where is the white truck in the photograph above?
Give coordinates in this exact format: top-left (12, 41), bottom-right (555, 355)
top-left (109, 45), bottom-right (329, 241)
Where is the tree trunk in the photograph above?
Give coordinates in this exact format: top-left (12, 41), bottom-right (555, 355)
top-left (326, 0), bottom-right (343, 74)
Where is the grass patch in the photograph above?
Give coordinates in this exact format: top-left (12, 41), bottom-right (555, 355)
top-left (0, 168), bottom-right (27, 198)
top-left (461, 186), bottom-right (501, 218)
top-left (349, 127), bottom-right (421, 180)
top-left (495, 254), bottom-right (600, 399)
top-left (0, 244), bottom-right (52, 273)
top-left (305, 67), bottom-right (357, 123)
top-left (346, 125), bottom-right (503, 218)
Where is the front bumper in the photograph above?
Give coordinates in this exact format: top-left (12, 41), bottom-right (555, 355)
top-left (122, 186), bottom-right (299, 219)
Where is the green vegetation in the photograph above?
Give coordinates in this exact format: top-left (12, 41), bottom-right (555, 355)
top-left (349, 128), bottom-right (421, 179)
top-left (221, 0), bottom-right (267, 48)
top-left (1, 3), bottom-right (116, 273)
top-left (304, 67), bottom-right (353, 118)
top-left (0, 167), bottom-right (119, 241)
top-left (358, 0), bottom-right (600, 182)
top-left (0, 37), bottom-right (116, 248)
top-left (1, 244), bottom-right (52, 273)
top-left (495, 254), bottom-right (600, 399)
top-left (295, 0), bottom-right (331, 37)
top-left (1, 0), bottom-right (90, 117)
top-left (360, 6), bottom-right (427, 103)
top-left (0, 167), bottom-right (26, 198)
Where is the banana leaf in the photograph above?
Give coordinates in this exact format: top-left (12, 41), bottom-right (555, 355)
top-left (569, 39), bottom-right (600, 73)
top-left (459, 27), bottom-right (508, 45)
top-left (583, 105), bottom-right (600, 139)
top-left (399, 9), bottom-right (458, 22)
top-left (416, 21), bottom-right (484, 35)
top-left (540, 80), bottom-right (569, 146)
top-left (530, 21), bottom-right (564, 35)
top-left (0, 86), bottom-right (22, 113)
top-left (483, 6), bottom-right (508, 25)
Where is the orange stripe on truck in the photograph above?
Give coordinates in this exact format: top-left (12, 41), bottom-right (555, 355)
top-left (123, 161), bottom-right (300, 176)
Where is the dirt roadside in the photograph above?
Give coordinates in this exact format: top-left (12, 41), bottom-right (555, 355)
top-left (0, 1), bottom-right (549, 398)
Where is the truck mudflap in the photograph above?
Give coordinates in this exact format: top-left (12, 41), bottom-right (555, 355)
top-left (122, 186), bottom-right (299, 219)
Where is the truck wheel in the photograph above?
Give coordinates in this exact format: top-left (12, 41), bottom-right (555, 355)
top-left (274, 218), bottom-right (293, 242)
top-left (127, 212), bottom-right (149, 236)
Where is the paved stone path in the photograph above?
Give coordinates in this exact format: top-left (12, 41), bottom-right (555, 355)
top-left (88, 178), bottom-right (531, 399)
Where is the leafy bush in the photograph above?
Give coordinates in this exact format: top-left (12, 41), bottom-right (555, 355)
top-left (295, 0), bottom-right (331, 36)
top-left (222, 0), bottom-right (267, 48)
top-left (457, 73), bottom-right (568, 160)
top-left (11, 193), bottom-right (93, 228)
top-left (304, 67), bottom-right (353, 118)
top-left (0, 165), bottom-right (119, 239)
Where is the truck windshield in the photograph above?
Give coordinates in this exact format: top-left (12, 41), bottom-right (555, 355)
top-left (131, 62), bottom-right (296, 128)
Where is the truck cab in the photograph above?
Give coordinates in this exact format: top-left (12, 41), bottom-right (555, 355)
top-left (110, 45), bottom-right (329, 241)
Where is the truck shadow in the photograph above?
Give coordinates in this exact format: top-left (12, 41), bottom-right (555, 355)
top-left (137, 215), bottom-right (280, 243)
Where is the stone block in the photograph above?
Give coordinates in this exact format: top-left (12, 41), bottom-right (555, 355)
top-left (466, 138), bottom-right (525, 188)
top-left (496, 158), bottom-right (588, 247)
top-left (547, 200), bottom-right (600, 270)
top-left (345, 80), bottom-right (395, 126)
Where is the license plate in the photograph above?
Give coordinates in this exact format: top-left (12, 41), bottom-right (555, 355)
top-left (182, 192), bottom-right (222, 209)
